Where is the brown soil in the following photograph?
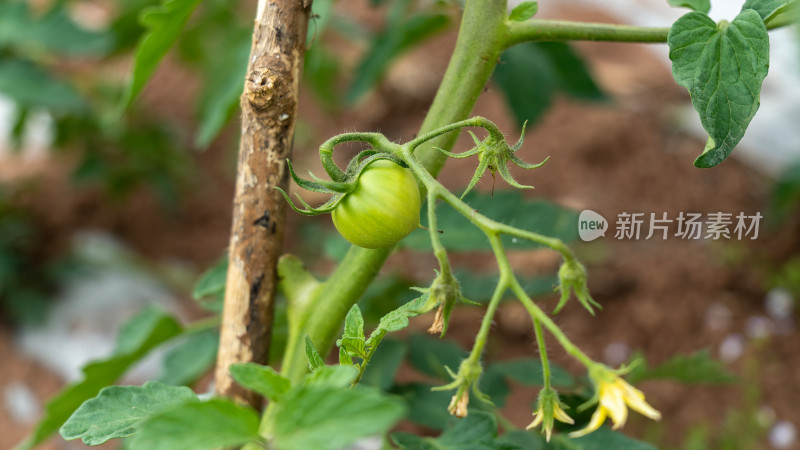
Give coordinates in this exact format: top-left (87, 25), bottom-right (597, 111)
top-left (2, 3), bottom-right (799, 449)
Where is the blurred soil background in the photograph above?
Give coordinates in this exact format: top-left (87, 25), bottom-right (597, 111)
top-left (1, 1), bottom-right (800, 449)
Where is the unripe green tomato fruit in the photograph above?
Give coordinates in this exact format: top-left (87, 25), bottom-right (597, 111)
top-left (332, 159), bottom-right (421, 249)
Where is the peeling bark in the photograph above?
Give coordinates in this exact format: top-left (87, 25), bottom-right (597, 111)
top-left (215, 0), bottom-right (311, 407)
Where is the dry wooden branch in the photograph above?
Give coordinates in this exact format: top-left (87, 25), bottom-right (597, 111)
top-left (215, 0), bottom-right (311, 407)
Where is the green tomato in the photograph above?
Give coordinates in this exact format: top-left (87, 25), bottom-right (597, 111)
top-left (332, 159), bottom-right (421, 249)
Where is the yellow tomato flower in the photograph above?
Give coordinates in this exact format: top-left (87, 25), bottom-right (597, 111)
top-left (569, 370), bottom-right (661, 438)
top-left (526, 388), bottom-right (574, 442)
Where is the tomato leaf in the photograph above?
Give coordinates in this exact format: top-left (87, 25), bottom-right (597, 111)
top-left (128, 399), bottom-right (261, 450)
top-left (509, 2), bottom-right (539, 21)
top-left (59, 382), bottom-right (198, 445)
top-left (304, 335), bottom-right (326, 371)
top-left (627, 349), bottom-right (737, 384)
top-left (122, 0), bottom-right (202, 109)
top-left (230, 363), bottom-right (292, 401)
top-left (17, 307), bottom-right (182, 449)
top-left (346, 13), bottom-right (449, 103)
top-left (668, 10), bottom-right (770, 168)
top-left (343, 304), bottom-right (366, 341)
top-left (157, 331), bottom-right (219, 386)
top-left (194, 26), bottom-right (251, 148)
top-left (493, 42), bottom-right (605, 129)
top-left (741, 0), bottom-right (795, 20)
top-left (392, 411), bottom-right (499, 449)
top-left (272, 385), bottom-right (406, 450)
top-left (667, 0), bottom-right (711, 14)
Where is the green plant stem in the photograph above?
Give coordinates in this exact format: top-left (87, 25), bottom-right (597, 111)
top-left (352, 329), bottom-right (386, 386)
top-left (427, 191), bottom-right (451, 275)
top-left (533, 319), bottom-right (551, 390)
top-left (414, 0), bottom-right (509, 176)
top-left (464, 262), bottom-right (508, 367)
top-left (505, 20), bottom-right (670, 46)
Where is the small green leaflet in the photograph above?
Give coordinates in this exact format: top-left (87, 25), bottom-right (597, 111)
top-left (230, 363), bottom-right (292, 401)
top-left (272, 385), bottom-right (406, 450)
top-left (305, 364), bottom-right (359, 388)
top-left (17, 307), bottom-right (182, 449)
top-left (627, 349), bottom-right (737, 384)
top-left (741, 0), bottom-right (795, 20)
top-left (128, 398), bottom-right (261, 450)
top-left (305, 335), bottom-right (326, 371)
top-left (122, 0), bottom-right (202, 109)
top-left (668, 10), bottom-right (770, 168)
top-left (509, 2), bottom-right (539, 21)
top-left (339, 304), bottom-right (368, 358)
top-left (667, 0), bottom-right (711, 14)
top-left (59, 382), bottom-right (198, 445)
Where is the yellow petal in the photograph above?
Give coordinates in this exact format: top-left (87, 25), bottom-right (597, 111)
top-left (568, 406), bottom-right (607, 438)
top-left (526, 412), bottom-right (544, 429)
top-left (600, 380), bottom-right (628, 429)
top-left (553, 404), bottom-right (575, 425)
top-left (619, 379), bottom-right (662, 421)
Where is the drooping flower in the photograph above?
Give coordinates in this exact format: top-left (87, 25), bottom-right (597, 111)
top-left (527, 388), bottom-right (574, 442)
top-left (569, 366), bottom-right (661, 438)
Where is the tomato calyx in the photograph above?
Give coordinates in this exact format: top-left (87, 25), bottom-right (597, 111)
top-left (410, 269), bottom-right (478, 337)
top-left (433, 120), bottom-right (549, 199)
top-left (276, 151), bottom-right (408, 216)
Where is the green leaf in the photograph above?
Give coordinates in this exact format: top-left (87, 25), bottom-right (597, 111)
top-left (344, 304), bottom-right (366, 340)
top-left (361, 338), bottom-right (407, 390)
top-left (230, 363), bottom-right (292, 401)
top-left (569, 426), bottom-right (657, 450)
top-left (122, 0), bottom-right (202, 109)
top-left (627, 349), bottom-right (737, 384)
top-left (668, 10), bottom-right (770, 168)
top-left (667, 0), bottom-right (711, 14)
top-left (60, 382), bottom-right (197, 445)
top-left (272, 386), bottom-right (406, 450)
top-left (741, 0), bottom-right (793, 20)
top-left (493, 42), bottom-right (605, 129)
top-left (346, 13), bottom-right (449, 103)
top-left (509, 2), bottom-right (539, 21)
top-left (392, 411), bottom-right (499, 449)
top-left (192, 255), bottom-right (227, 311)
top-left (394, 383), bottom-right (453, 430)
top-left (403, 191), bottom-right (579, 252)
top-left (128, 398), bottom-right (261, 450)
top-left (0, 60), bottom-right (85, 113)
top-left (157, 330), bottom-right (219, 386)
top-left (305, 364), bottom-right (359, 388)
top-left (495, 430), bottom-right (547, 450)
top-left (305, 335), bottom-right (325, 371)
top-left (407, 334), bottom-right (466, 379)
top-left (195, 26), bottom-right (251, 147)
top-left (18, 307), bottom-right (182, 449)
